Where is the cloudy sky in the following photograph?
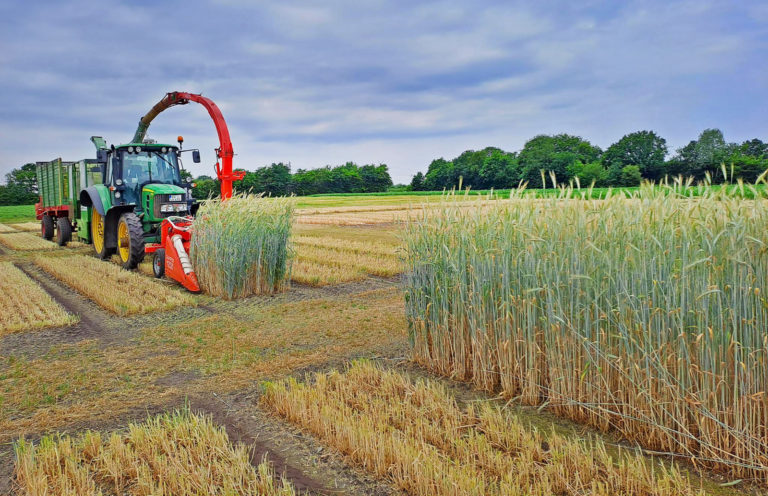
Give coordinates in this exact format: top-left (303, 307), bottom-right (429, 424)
top-left (0, 0), bottom-right (765, 183)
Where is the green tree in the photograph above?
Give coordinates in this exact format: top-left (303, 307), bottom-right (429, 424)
top-left (410, 172), bottom-right (425, 191)
top-left (517, 134), bottom-right (602, 187)
top-left (602, 131), bottom-right (667, 180)
top-left (5, 163), bottom-right (38, 195)
top-left (738, 139), bottom-right (767, 159)
top-left (620, 165), bottom-right (642, 186)
top-left (568, 161), bottom-right (607, 187)
top-left (359, 164), bottom-right (393, 192)
top-left (423, 158), bottom-right (456, 190)
top-left (191, 177), bottom-right (219, 200)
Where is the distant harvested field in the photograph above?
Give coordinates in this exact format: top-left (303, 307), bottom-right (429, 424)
top-left (15, 409), bottom-right (296, 496)
top-left (294, 235), bottom-right (399, 257)
top-left (296, 210), bottom-right (413, 225)
top-left (9, 222), bottom-right (41, 232)
top-left (291, 259), bottom-right (366, 286)
top-left (263, 361), bottom-right (704, 496)
top-left (289, 231), bottom-right (402, 286)
top-left (297, 246), bottom-right (401, 278)
top-left (0, 223), bottom-right (16, 233)
top-left (35, 255), bottom-right (194, 315)
top-left (0, 232), bottom-right (55, 251)
top-left (0, 262), bottom-right (77, 335)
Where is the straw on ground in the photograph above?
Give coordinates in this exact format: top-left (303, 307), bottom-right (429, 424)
top-left (14, 409), bottom-right (296, 495)
top-left (262, 360), bottom-right (705, 496)
top-left (35, 255), bottom-right (194, 315)
top-left (0, 261), bottom-right (77, 335)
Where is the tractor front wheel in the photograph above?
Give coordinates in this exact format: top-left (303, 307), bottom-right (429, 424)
top-left (91, 209), bottom-right (114, 260)
top-left (56, 217), bottom-right (72, 246)
top-left (117, 213), bottom-right (145, 270)
top-left (41, 215), bottom-right (54, 240)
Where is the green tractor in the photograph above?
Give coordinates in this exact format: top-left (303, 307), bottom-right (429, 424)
top-left (80, 136), bottom-right (200, 269)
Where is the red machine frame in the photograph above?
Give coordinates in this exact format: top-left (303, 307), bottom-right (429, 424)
top-left (132, 91), bottom-right (245, 199)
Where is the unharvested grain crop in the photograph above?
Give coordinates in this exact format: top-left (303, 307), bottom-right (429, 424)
top-left (0, 262), bottom-right (77, 335)
top-left (262, 361), bottom-right (705, 496)
top-left (0, 232), bottom-right (55, 251)
top-left (14, 409), bottom-right (296, 495)
top-left (191, 194), bottom-right (294, 299)
top-left (35, 255), bottom-right (193, 315)
top-left (403, 184), bottom-right (768, 483)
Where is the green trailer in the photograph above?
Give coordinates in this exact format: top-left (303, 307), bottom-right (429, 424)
top-left (35, 158), bottom-right (102, 245)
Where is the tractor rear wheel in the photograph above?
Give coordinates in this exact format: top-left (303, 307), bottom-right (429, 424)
top-left (91, 209), bottom-right (114, 259)
top-left (117, 213), bottom-right (145, 270)
top-left (153, 248), bottom-right (165, 278)
top-left (56, 217), bottom-right (72, 246)
top-left (41, 215), bottom-right (54, 240)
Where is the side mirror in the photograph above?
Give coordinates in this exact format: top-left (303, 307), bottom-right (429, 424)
top-left (96, 149), bottom-right (108, 163)
top-left (192, 150), bottom-right (201, 163)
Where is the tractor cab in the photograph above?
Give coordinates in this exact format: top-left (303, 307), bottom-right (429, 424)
top-left (111, 143), bottom-right (191, 218)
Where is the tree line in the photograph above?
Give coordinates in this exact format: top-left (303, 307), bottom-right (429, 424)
top-left (0, 161), bottom-right (393, 205)
top-left (190, 162), bottom-right (393, 200)
top-left (3, 128), bottom-right (766, 205)
top-left (410, 129), bottom-right (768, 190)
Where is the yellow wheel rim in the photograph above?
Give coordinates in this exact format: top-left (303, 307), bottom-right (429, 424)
top-left (118, 219), bottom-right (130, 263)
top-left (92, 209), bottom-right (105, 254)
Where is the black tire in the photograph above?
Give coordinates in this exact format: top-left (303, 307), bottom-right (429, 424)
top-left (41, 215), bottom-right (54, 240)
top-left (153, 248), bottom-right (165, 278)
top-left (117, 212), bottom-right (145, 269)
top-left (56, 217), bottom-right (72, 246)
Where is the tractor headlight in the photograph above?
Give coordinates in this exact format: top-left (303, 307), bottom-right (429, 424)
top-left (127, 146), bottom-right (134, 153)
top-left (175, 204), bottom-right (187, 212)
top-left (160, 204), bottom-right (172, 213)
top-left (115, 191), bottom-right (121, 199)
top-left (161, 147), bottom-right (167, 153)
top-left (115, 179), bottom-right (123, 186)
top-left (136, 146), bottom-right (142, 153)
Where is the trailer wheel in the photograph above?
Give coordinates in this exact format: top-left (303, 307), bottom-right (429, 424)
top-left (153, 248), bottom-right (165, 278)
top-left (41, 215), bottom-right (54, 240)
top-left (56, 217), bottom-right (72, 246)
top-left (117, 212), bottom-right (145, 270)
top-left (91, 209), bottom-right (114, 259)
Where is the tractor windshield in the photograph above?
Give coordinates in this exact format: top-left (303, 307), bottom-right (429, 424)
top-left (119, 150), bottom-right (181, 205)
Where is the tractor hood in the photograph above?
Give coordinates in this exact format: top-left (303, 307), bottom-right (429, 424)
top-left (142, 183), bottom-right (186, 195)
top-left (142, 183), bottom-right (188, 222)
